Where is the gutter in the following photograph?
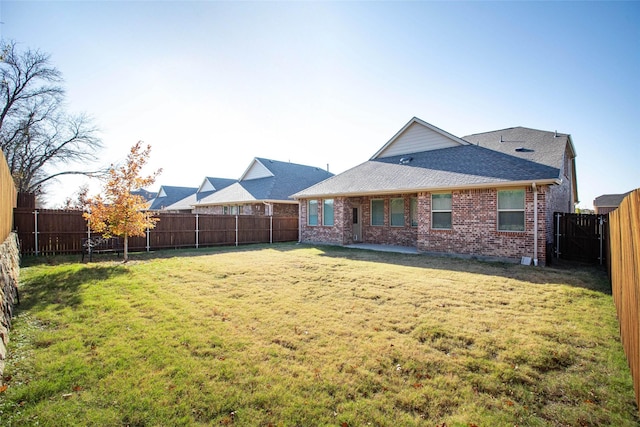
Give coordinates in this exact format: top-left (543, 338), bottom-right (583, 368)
top-left (532, 182), bottom-right (539, 266)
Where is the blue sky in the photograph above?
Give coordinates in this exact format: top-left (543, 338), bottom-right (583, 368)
top-left (2, 1), bottom-right (638, 209)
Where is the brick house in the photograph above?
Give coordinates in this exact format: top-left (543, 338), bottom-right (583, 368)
top-left (193, 158), bottom-right (333, 216)
top-left (292, 117), bottom-right (578, 266)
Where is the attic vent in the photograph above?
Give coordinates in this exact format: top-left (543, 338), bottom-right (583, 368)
top-left (515, 147), bottom-right (533, 153)
top-left (399, 157), bottom-right (413, 165)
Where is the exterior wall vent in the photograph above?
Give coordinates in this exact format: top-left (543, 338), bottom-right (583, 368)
top-left (399, 157), bottom-right (413, 165)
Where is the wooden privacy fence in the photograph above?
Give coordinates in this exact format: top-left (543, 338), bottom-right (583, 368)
top-left (0, 151), bottom-right (17, 242)
top-left (13, 209), bottom-right (299, 256)
top-left (608, 188), bottom-right (640, 410)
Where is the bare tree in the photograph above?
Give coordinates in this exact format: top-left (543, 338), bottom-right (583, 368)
top-left (0, 40), bottom-right (104, 196)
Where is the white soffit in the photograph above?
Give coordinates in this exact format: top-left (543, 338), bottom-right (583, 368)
top-left (372, 117), bottom-right (469, 159)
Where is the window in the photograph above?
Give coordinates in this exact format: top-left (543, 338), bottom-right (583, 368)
top-left (323, 199), bottom-right (334, 226)
top-left (371, 199), bottom-right (384, 226)
top-left (410, 198), bottom-right (418, 227)
top-left (308, 200), bottom-right (318, 226)
top-left (432, 193), bottom-right (452, 229)
top-left (498, 189), bottom-right (525, 231)
top-left (390, 198), bottom-right (404, 227)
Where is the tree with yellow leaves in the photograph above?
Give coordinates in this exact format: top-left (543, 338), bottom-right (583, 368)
top-left (84, 141), bottom-right (161, 262)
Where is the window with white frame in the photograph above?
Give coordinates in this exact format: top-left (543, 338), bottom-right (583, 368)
top-left (410, 197), bottom-right (418, 227)
top-left (371, 199), bottom-right (384, 226)
top-left (323, 199), bottom-right (334, 226)
top-left (431, 193), bottom-right (452, 229)
top-left (498, 189), bottom-right (525, 231)
top-left (390, 198), bottom-right (404, 227)
top-left (308, 200), bottom-right (318, 226)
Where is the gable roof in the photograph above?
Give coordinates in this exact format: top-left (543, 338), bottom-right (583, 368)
top-left (196, 176), bottom-right (237, 201)
top-left (148, 185), bottom-right (197, 210)
top-left (293, 145), bottom-right (561, 198)
top-left (195, 158), bottom-right (334, 206)
top-left (293, 118), bottom-right (573, 199)
top-left (371, 117), bottom-right (470, 159)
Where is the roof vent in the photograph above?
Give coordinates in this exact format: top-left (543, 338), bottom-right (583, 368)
top-left (500, 135), bottom-right (504, 143)
top-left (515, 147), bottom-right (533, 152)
top-left (554, 130), bottom-right (558, 138)
top-left (399, 157), bottom-right (413, 165)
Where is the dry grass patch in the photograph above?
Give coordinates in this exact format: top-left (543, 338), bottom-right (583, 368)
top-left (1, 243), bottom-right (638, 426)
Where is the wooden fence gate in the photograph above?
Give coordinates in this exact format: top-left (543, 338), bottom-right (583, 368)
top-left (553, 212), bottom-right (608, 265)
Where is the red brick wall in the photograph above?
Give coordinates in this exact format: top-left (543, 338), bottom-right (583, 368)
top-left (417, 188), bottom-right (546, 264)
top-left (299, 186), bottom-right (549, 264)
top-left (359, 195), bottom-right (418, 247)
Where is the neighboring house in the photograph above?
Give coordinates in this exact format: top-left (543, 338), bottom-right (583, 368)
top-left (193, 157), bottom-right (334, 216)
top-left (131, 189), bottom-right (158, 210)
top-left (293, 117), bottom-right (578, 266)
top-left (160, 177), bottom-right (236, 212)
top-left (593, 192), bottom-right (631, 214)
top-left (148, 186), bottom-right (198, 211)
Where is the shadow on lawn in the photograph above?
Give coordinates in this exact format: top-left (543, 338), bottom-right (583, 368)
top-left (19, 242), bottom-right (611, 295)
top-left (18, 265), bottom-right (128, 311)
top-left (310, 244), bottom-right (612, 295)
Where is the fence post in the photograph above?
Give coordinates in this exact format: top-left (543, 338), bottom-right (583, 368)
top-left (146, 226), bottom-right (150, 252)
top-left (33, 209), bottom-right (39, 256)
top-left (195, 213), bottom-right (199, 249)
top-left (235, 215), bottom-right (238, 246)
top-left (555, 212), bottom-right (561, 258)
top-left (599, 215), bottom-right (605, 265)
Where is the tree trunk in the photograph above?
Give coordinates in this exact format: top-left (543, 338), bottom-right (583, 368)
top-left (123, 234), bottom-right (129, 263)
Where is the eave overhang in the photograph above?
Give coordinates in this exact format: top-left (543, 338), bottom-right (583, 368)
top-left (292, 178), bottom-right (561, 200)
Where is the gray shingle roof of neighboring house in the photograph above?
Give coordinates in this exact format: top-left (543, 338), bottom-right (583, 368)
top-left (131, 189), bottom-right (158, 202)
top-left (148, 186), bottom-right (197, 210)
top-left (195, 158), bottom-right (334, 205)
top-left (292, 118), bottom-right (578, 199)
top-left (196, 177), bottom-right (237, 201)
top-left (594, 192), bottom-right (631, 208)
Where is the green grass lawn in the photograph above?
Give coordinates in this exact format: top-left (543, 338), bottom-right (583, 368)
top-left (1, 243), bottom-right (638, 426)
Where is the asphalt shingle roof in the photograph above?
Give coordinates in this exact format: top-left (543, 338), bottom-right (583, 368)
top-left (594, 192), bottom-right (631, 207)
top-left (195, 158), bottom-right (334, 205)
top-left (293, 144), bottom-right (561, 198)
top-left (148, 186), bottom-right (197, 210)
top-left (462, 127), bottom-right (572, 170)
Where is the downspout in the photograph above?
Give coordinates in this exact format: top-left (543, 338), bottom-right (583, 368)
top-left (532, 183), bottom-right (538, 266)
